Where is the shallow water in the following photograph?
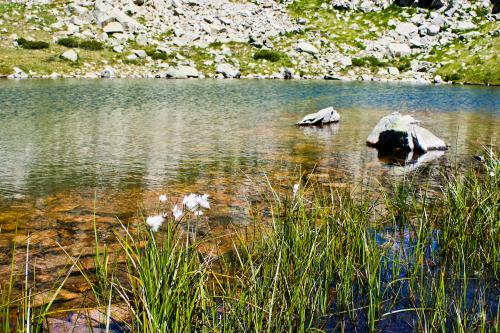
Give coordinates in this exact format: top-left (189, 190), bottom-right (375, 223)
top-left (0, 79), bottom-right (499, 316)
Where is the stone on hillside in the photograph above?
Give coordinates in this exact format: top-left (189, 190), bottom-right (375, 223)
top-left (395, 22), bottom-right (418, 36)
top-left (430, 12), bottom-right (446, 27)
top-left (296, 42), bottom-right (319, 55)
top-left (126, 54), bottom-right (138, 61)
top-left (427, 24), bottom-right (440, 36)
top-left (388, 66), bottom-right (400, 76)
top-left (133, 49), bottom-right (147, 58)
top-left (366, 112), bottom-right (447, 152)
top-left (388, 43), bottom-right (411, 57)
top-left (216, 64), bottom-right (240, 78)
top-left (339, 56), bottom-right (352, 67)
top-left (297, 107), bottom-right (340, 126)
top-left (61, 49), bottom-right (78, 62)
top-left (455, 21), bottom-right (477, 31)
top-left (166, 65), bottom-right (199, 79)
top-left (434, 75), bottom-right (443, 84)
top-left (103, 21), bottom-right (124, 34)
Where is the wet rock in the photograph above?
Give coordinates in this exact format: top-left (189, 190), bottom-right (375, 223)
top-left (216, 63), bottom-right (240, 78)
top-left (101, 66), bottom-right (115, 78)
top-left (434, 75), bottom-right (443, 84)
top-left (366, 112), bottom-right (447, 152)
top-left (381, 150), bottom-right (446, 175)
top-left (8, 67), bottom-right (28, 79)
top-left (166, 65), bottom-right (200, 78)
top-left (297, 107), bottom-right (340, 126)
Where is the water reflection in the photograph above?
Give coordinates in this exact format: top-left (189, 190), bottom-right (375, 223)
top-left (0, 80), bottom-right (498, 198)
top-left (0, 80), bottom-right (498, 311)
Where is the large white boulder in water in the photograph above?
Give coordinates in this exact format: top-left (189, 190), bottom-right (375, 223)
top-left (366, 112), bottom-right (447, 152)
top-left (297, 107), bottom-right (340, 126)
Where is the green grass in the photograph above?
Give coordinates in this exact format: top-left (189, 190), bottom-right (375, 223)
top-left (4, 149), bottom-right (497, 331)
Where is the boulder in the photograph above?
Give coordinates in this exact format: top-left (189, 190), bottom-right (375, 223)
top-left (297, 107), bottom-right (340, 126)
top-left (427, 24), bottom-right (440, 36)
top-left (166, 65), bottom-right (199, 79)
top-left (61, 50), bottom-right (78, 62)
top-left (395, 22), bottom-right (418, 36)
top-left (216, 64), bottom-right (240, 78)
top-left (366, 112), bottom-right (447, 152)
top-left (388, 43), bottom-right (411, 57)
top-left (455, 21), bottom-right (477, 31)
top-left (101, 67), bottom-right (115, 78)
top-left (8, 67), bottom-right (28, 79)
top-left (103, 21), bottom-right (124, 34)
top-left (296, 42), bottom-right (319, 55)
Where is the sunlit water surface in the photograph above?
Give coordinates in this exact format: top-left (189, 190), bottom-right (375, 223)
top-left (0, 79), bottom-right (498, 321)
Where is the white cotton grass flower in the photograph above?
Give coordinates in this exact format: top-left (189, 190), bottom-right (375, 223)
top-left (172, 205), bottom-right (183, 221)
top-left (146, 214), bottom-right (165, 232)
top-left (490, 171), bottom-right (495, 177)
top-left (293, 183), bottom-right (300, 196)
top-left (198, 194), bottom-right (210, 209)
top-left (159, 194), bottom-right (168, 203)
top-left (183, 193), bottom-right (211, 212)
top-left (183, 194), bottom-right (199, 212)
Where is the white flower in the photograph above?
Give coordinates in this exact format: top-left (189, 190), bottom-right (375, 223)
top-left (198, 194), bottom-right (210, 209)
top-left (159, 194), bottom-right (168, 203)
top-left (490, 171), bottom-right (495, 177)
top-left (183, 194), bottom-right (199, 212)
top-left (146, 214), bottom-right (165, 232)
top-left (182, 193), bottom-right (211, 212)
top-left (293, 183), bottom-right (299, 196)
top-left (172, 205), bottom-right (183, 221)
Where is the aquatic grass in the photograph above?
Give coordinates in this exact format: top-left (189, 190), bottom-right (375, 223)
top-left (2, 150), bottom-right (498, 331)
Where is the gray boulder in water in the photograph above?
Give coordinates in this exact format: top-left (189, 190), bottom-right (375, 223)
top-left (366, 112), bottom-right (447, 152)
top-left (297, 107), bottom-right (340, 126)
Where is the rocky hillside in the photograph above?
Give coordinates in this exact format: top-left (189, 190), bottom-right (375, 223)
top-left (0, 0), bottom-right (498, 84)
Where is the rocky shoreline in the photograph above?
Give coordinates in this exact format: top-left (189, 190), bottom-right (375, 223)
top-left (1, 0), bottom-right (499, 85)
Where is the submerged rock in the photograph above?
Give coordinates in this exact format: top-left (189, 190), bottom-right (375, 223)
top-left (366, 112), bottom-right (447, 152)
top-left (297, 107), bottom-right (340, 126)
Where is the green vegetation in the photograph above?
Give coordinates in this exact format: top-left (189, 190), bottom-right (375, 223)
top-left (352, 55), bottom-right (384, 67)
top-left (16, 38), bottom-right (49, 50)
top-left (144, 47), bottom-right (168, 61)
top-left (57, 37), bottom-right (104, 51)
top-left (2, 149), bottom-right (498, 331)
top-left (253, 49), bottom-right (285, 62)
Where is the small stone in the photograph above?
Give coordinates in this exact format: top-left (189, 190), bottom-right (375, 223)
top-left (61, 50), bottom-right (78, 62)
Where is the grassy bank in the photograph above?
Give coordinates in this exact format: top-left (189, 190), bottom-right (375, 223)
top-left (1, 150), bottom-right (499, 332)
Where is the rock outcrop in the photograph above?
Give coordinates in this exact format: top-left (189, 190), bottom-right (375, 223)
top-left (297, 107), bottom-right (340, 126)
top-left (367, 112), bottom-right (447, 152)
